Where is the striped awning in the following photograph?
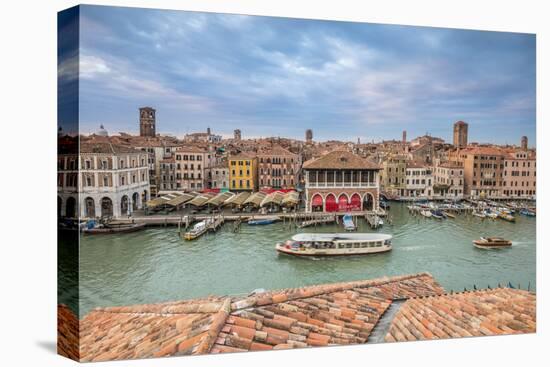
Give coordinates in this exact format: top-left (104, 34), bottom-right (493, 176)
top-left (223, 192), bottom-right (250, 206)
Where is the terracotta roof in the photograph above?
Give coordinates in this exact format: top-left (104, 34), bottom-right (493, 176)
top-left (80, 142), bottom-right (142, 154)
top-left (78, 297), bottom-right (230, 362)
top-left (303, 150), bottom-right (380, 170)
top-left (58, 304), bottom-right (80, 361)
top-left (460, 146), bottom-right (503, 156)
top-left (175, 145), bottom-right (207, 153)
top-left (384, 288), bottom-right (536, 343)
top-left (59, 273), bottom-right (536, 362)
top-left (257, 145), bottom-right (297, 157)
top-left (211, 273), bottom-right (443, 353)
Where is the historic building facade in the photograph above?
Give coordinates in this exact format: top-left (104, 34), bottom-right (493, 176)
top-left (58, 142), bottom-right (150, 219)
top-left (229, 153), bottom-right (258, 191)
top-left (433, 161), bottom-right (464, 199)
top-left (502, 150), bottom-right (536, 198)
top-left (257, 146), bottom-right (300, 190)
top-left (403, 162), bottom-right (433, 198)
top-left (380, 154), bottom-right (407, 196)
top-left (456, 147), bottom-right (504, 198)
top-left (174, 146), bottom-right (208, 191)
top-left (303, 150), bottom-right (380, 212)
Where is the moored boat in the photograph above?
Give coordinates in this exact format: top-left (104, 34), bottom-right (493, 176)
top-left (498, 212), bottom-right (516, 222)
top-left (442, 211), bottom-right (456, 219)
top-left (82, 222), bottom-right (146, 234)
top-left (472, 237), bottom-right (512, 249)
top-left (248, 216), bottom-right (278, 225)
top-left (183, 219), bottom-right (211, 240)
top-left (342, 214), bottom-right (356, 231)
top-left (276, 233), bottom-right (392, 257)
top-left (431, 210), bottom-right (445, 219)
top-left (420, 210), bottom-right (432, 218)
top-left (519, 208), bottom-right (536, 217)
top-left (472, 210), bottom-right (486, 218)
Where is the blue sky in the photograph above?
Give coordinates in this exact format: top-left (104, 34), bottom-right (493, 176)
top-left (64, 5), bottom-right (536, 145)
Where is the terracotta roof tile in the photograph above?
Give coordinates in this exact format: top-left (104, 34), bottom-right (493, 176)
top-left (303, 150), bottom-right (380, 170)
top-left (385, 288), bottom-right (536, 343)
top-left (60, 273), bottom-right (535, 361)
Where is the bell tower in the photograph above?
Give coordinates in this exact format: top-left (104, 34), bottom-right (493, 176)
top-left (139, 107), bottom-right (156, 137)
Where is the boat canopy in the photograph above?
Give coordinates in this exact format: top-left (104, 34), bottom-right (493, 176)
top-left (291, 233), bottom-right (392, 242)
top-left (243, 192), bottom-right (267, 207)
top-left (187, 192), bottom-right (215, 207)
top-left (206, 192), bottom-right (234, 207)
top-left (223, 192), bottom-right (250, 207)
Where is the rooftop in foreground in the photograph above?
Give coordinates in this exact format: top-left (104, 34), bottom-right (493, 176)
top-left (58, 272), bottom-right (536, 362)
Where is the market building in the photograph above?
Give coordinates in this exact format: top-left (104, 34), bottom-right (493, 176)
top-left (303, 150), bottom-right (380, 212)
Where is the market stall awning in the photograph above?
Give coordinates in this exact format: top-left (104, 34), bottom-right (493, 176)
top-left (223, 192), bottom-right (250, 207)
top-left (146, 192), bottom-right (182, 208)
top-left (165, 192), bottom-right (196, 207)
top-left (260, 191), bottom-right (285, 207)
top-left (187, 192), bottom-right (215, 207)
top-left (243, 192), bottom-right (267, 207)
top-left (282, 191), bottom-right (299, 206)
top-left (205, 192), bottom-right (234, 207)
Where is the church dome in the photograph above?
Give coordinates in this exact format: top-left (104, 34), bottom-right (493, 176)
top-left (97, 124), bottom-right (108, 137)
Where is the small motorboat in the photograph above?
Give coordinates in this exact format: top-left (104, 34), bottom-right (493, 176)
top-left (473, 237), bottom-right (512, 249)
top-left (82, 222), bottom-right (146, 234)
top-left (183, 219), bottom-right (212, 240)
top-left (498, 212), bottom-right (516, 222)
top-left (342, 214), bottom-right (357, 231)
top-left (431, 210), bottom-right (445, 219)
top-left (519, 208), bottom-right (536, 217)
top-left (485, 210), bottom-right (498, 219)
top-left (248, 216), bottom-right (279, 225)
top-left (442, 211), bottom-right (456, 219)
top-left (420, 210), bottom-right (432, 218)
top-left (472, 211), bottom-right (486, 218)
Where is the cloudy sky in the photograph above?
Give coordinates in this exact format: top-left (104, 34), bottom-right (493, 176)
top-left (63, 5), bottom-right (536, 145)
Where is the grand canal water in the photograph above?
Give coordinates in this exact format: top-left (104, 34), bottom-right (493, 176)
top-left (62, 203), bottom-right (536, 317)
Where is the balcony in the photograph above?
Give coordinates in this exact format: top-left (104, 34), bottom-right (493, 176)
top-left (307, 181), bottom-right (378, 189)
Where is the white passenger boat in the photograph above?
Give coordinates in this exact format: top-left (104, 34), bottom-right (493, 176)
top-left (276, 233), bottom-right (392, 257)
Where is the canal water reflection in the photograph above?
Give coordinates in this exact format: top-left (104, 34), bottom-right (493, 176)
top-left (69, 203), bottom-right (536, 317)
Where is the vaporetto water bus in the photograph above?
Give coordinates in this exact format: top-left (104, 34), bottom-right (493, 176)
top-left (276, 233), bottom-right (392, 257)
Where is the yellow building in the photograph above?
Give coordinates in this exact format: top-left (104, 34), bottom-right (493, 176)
top-left (229, 153), bottom-right (257, 191)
